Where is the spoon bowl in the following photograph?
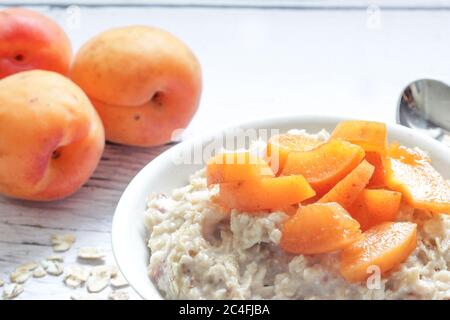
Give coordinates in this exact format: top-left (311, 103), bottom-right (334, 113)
top-left (397, 79), bottom-right (450, 141)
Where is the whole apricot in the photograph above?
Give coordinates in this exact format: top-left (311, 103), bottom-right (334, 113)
top-left (0, 70), bottom-right (105, 201)
top-left (71, 26), bottom-right (202, 147)
top-left (0, 7), bottom-right (72, 79)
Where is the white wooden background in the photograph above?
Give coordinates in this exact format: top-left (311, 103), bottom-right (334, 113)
top-left (2, 1), bottom-right (450, 299)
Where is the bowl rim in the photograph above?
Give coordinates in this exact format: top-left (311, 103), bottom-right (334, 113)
top-left (111, 114), bottom-right (450, 300)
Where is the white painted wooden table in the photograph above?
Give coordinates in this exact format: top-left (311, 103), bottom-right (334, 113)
top-left (2, 1), bottom-right (450, 299)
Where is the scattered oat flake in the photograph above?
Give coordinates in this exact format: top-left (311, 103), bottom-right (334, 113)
top-left (110, 273), bottom-right (128, 289)
top-left (87, 266), bottom-right (114, 293)
top-left (16, 262), bottom-right (39, 272)
top-left (66, 265), bottom-right (90, 282)
top-left (10, 269), bottom-right (31, 284)
top-left (77, 247), bottom-right (105, 260)
top-left (64, 265), bottom-right (90, 288)
top-left (46, 255), bottom-right (64, 262)
top-left (64, 277), bottom-right (82, 288)
top-left (0, 279), bottom-right (4, 287)
top-left (92, 265), bottom-right (117, 277)
top-left (108, 290), bottom-right (129, 300)
top-left (44, 260), bottom-right (64, 276)
top-left (87, 275), bottom-right (110, 293)
top-left (51, 234), bottom-right (76, 252)
top-left (2, 283), bottom-right (24, 300)
top-left (10, 262), bottom-right (39, 283)
top-left (32, 266), bottom-right (46, 278)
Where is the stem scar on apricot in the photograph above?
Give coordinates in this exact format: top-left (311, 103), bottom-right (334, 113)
top-left (134, 114), bottom-right (141, 121)
top-left (52, 149), bottom-right (61, 160)
top-left (13, 54), bottom-right (24, 62)
top-left (151, 91), bottom-right (164, 107)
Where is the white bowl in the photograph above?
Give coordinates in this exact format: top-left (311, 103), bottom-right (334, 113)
top-left (111, 115), bottom-right (450, 300)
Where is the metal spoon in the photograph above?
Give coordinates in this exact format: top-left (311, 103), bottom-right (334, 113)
top-left (397, 79), bottom-right (450, 142)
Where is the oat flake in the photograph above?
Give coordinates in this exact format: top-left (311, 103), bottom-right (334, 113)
top-left (51, 234), bottom-right (76, 252)
top-left (43, 260), bottom-right (64, 276)
top-left (87, 275), bottom-right (110, 293)
top-left (64, 265), bottom-right (90, 288)
top-left (110, 273), bottom-right (128, 289)
top-left (77, 247), bottom-right (105, 260)
top-left (2, 283), bottom-right (24, 300)
top-left (32, 266), bottom-right (47, 278)
top-left (92, 265), bottom-right (117, 277)
top-left (108, 290), bottom-right (129, 300)
top-left (46, 255), bottom-right (64, 262)
top-left (87, 265), bottom-right (115, 293)
top-left (16, 262), bottom-right (39, 272)
top-left (10, 270), bottom-right (31, 284)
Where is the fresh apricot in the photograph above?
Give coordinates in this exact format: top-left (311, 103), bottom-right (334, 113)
top-left (340, 222), bottom-right (417, 282)
top-left (349, 189), bottom-right (402, 231)
top-left (318, 160), bottom-right (374, 210)
top-left (331, 120), bottom-right (388, 188)
top-left (0, 8), bottom-right (72, 79)
top-left (206, 152), bottom-right (274, 186)
top-left (365, 152), bottom-right (388, 188)
top-left (280, 203), bottom-right (361, 255)
top-left (331, 120), bottom-right (388, 155)
top-left (267, 133), bottom-right (325, 173)
top-left (280, 205), bottom-right (299, 216)
top-left (0, 70), bottom-right (104, 200)
top-left (217, 175), bottom-right (315, 212)
top-left (281, 140), bottom-right (365, 195)
top-left (71, 26), bottom-right (201, 147)
top-left (386, 143), bottom-right (450, 213)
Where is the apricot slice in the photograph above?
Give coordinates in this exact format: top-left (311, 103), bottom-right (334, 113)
top-left (340, 222), bottom-right (417, 282)
top-left (280, 203), bottom-right (361, 255)
top-left (206, 152), bottom-right (274, 186)
top-left (386, 143), bottom-right (450, 213)
top-left (331, 120), bottom-right (388, 155)
top-left (365, 152), bottom-right (388, 188)
top-left (281, 140), bottom-right (365, 195)
top-left (280, 204), bottom-right (299, 216)
top-left (267, 133), bottom-right (324, 173)
top-left (349, 189), bottom-right (402, 231)
top-left (318, 160), bottom-right (374, 210)
top-left (217, 175), bottom-right (316, 212)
